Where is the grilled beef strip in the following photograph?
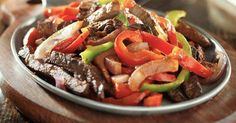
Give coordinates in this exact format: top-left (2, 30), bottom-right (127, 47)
top-left (77, 0), bottom-right (98, 20)
top-left (176, 21), bottom-right (212, 48)
top-left (181, 75), bottom-right (202, 99)
top-left (129, 4), bottom-right (159, 36)
top-left (128, 23), bottom-right (152, 34)
top-left (37, 18), bottom-right (72, 38)
top-left (18, 47), bottom-right (115, 98)
top-left (85, 0), bottom-right (120, 25)
top-left (167, 87), bottom-right (188, 102)
top-left (46, 51), bottom-right (114, 97)
top-left (190, 42), bottom-right (205, 63)
top-left (87, 19), bottom-right (123, 45)
top-left (18, 47), bottom-right (94, 98)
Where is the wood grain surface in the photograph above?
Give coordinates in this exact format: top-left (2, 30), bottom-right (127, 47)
top-left (0, 0), bottom-right (236, 123)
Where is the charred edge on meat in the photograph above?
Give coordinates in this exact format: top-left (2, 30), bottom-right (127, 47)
top-left (46, 51), bottom-right (114, 97)
top-left (87, 19), bottom-right (123, 45)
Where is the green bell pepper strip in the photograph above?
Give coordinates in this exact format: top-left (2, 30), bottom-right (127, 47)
top-left (80, 42), bottom-right (114, 64)
top-left (141, 32), bottom-right (192, 92)
top-left (116, 11), bottom-right (129, 27)
top-left (166, 10), bottom-right (186, 27)
top-left (98, 0), bottom-right (125, 6)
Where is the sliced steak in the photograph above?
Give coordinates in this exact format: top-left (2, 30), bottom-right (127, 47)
top-left (37, 18), bottom-right (71, 38)
top-left (46, 51), bottom-right (113, 97)
top-left (176, 21), bottom-right (211, 48)
top-left (87, 19), bottom-right (123, 45)
top-left (167, 87), bottom-right (187, 102)
top-left (77, 0), bottom-right (97, 20)
top-left (190, 42), bottom-right (205, 62)
top-left (85, 0), bottom-right (120, 24)
top-left (181, 75), bottom-right (202, 99)
top-left (18, 47), bottom-right (92, 97)
top-left (128, 23), bottom-right (152, 34)
top-left (129, 4), bottom-right (158, 35)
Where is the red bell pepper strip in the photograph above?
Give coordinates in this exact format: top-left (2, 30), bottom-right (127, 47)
top-left (102, 91), bottom-right (150, 106)
top-left (143, 94), bottom-right (163, 107)
top-left (159, 17), bottom-right (178, 46)
top-left (53, 33), bottom-right (80, 51)
top-left (152, 13), bottom-right (178, 46)
top-left (172, 47), bottom-right (213, 78)
top-left (44, 6), bottom-right (66, 18)
top-left (149, 73), bottom-right (177, 82)
top-left (141, 31), bottom-right (212, 78)
top-left (69, 1), bottom-right (80, 7)
top-left (61, 30), bottom-right (89, 53)
top-left (44, 2), bottom-right (80, 21)
top-left (114, 30), bottom-right (164, 66)
top-left (61, 7), bottom-right (79, 16)
top-left (23, 27), bottom-right (41, 51)
top-left (167, 27), bottom-right (178, 46)
top-left (61, 15), bottom-right (77, 21)
top-left (115, 83), bottom-right (133, 98)
top-left (141, 31), bottom-right (174, 54)
top-left (123, 0), bottom-right (136, 9)
top-left (128, 16), bottom-right (136, 25)
top-left (121, 67), bottom-right (134, 75)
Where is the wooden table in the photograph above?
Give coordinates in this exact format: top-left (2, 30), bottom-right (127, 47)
top-left (0, 0), bottom-right (236, 123)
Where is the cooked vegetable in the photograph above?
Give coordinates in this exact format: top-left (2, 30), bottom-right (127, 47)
top-left (128, 57), bottom-right (179, 91)
top-left (127, 42), bottom-right (149, 52)
top-left (60, 29), bottom-right (89, 53)
top-left (105, 55), bottom-right (122, 75)
top-left (141, 31), bottom-right (212, 78)
top-left (103, 91), bottom-right (149, 106)
top-left (94, 49), bottom-right (116, 83)
top-left (80, 42), bottom-right (114, 64)
top-left (151, 12), bottom-right (178, 45)
top-left (141, 32), bottom-right (192, 92)
top-left (114, 83), bottom-right (133, 98)
top-left (114, 30), bottom-right (163, 66)
top-left (34, 21), bottom-right (84, 59)
top-left (44, 2), bottom-right (80, 21)
top-left (116, 11), bottom-right (129, 27)
top-left (111, 74), bottom-right (129, 84)
top-left (166, 10), bottom-right (186, 27)
top-left (23, 27), bottom-right (42, 52)
top-left (53, 33), bottom-right (81, 51)
top-left (149, 73), bottom-right (177, 82)
top-left (143, 94), bottom-right (163, 107)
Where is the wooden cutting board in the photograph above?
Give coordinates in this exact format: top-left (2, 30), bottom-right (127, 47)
top-left (0, 0), bottom-right (236, 123)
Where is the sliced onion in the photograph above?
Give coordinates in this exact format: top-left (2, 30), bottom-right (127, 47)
top-left (54, 74), bottom-right (66, 90)
top-left (111, 74), bottom-right (130, 84)
top-left (105, 55), bottom-right (122, 75)
top-left (94, 49), bottom-right (116, 83)
top-left (127, 42), bottom-right (149, 52)
top-left (128, 57), bottom-right (179, 91)
top-left (148, 72), bottom-right (177, 82)
top-left (34, 21), bottom-right (84, 59)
